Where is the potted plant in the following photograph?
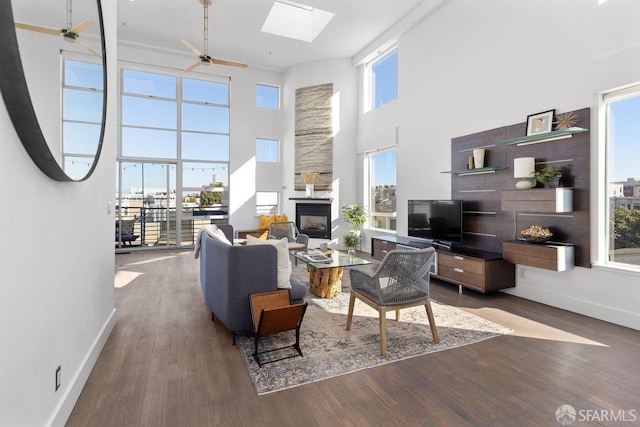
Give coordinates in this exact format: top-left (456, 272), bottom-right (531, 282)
top-left (342, 204), bottom-right (367, 254)
top-left (343, 233), bottom-right (360, 255)
top-left (534, 165), bottom-right (562, 188)
top-left (342, 204), bottom-right (367, 231)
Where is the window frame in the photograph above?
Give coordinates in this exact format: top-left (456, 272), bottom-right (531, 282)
top-left (365, 147), bottom-right (397, 232)
top-left (365, 46), bottom-right (398, 112)
top-left (601, 84), bottom-right (640, 272)
top-left (256, 83), bottom-right (280, 110)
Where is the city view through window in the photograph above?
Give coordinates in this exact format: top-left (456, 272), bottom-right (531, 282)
top-left (115, 69), bottom-right (230, 249)
top-left (608, 92), bottom-right (640, 267)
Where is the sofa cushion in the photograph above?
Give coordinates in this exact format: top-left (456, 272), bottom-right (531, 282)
top-left (247, 235), bottom-right (292, 289)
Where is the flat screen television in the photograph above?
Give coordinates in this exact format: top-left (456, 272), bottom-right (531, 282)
top-left (407, 200), bottom-right (463, 246)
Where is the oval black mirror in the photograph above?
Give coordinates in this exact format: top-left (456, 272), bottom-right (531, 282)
top-left (0, 0), bottom-right (107, 181)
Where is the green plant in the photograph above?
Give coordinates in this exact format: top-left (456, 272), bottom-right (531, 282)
top-left (342, 204), bottom-right (367, 231)
top-left (534, 165), bottom-right (562, 185)
top-left (343, 233), bottom-right (359, 249)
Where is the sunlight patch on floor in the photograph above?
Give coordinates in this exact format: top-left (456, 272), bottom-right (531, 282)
top-left (464, 307), bottom-right (608, 347)
top-left (114, 270), bottom-right (143, 288)
top-left (122, 254), bottom-right (182, 267)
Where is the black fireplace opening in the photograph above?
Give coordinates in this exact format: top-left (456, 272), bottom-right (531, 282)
top-left (296, 203), bottom-right (331, 239)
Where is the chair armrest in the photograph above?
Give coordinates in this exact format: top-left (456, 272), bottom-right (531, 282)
top-left (296, 233), bottom-right (309, 248)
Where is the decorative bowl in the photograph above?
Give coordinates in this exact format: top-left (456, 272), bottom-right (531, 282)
top-left (520, 225), bottom-right (553, 244)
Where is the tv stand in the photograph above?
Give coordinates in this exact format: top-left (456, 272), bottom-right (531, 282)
top-left (371, 236), bottom-right (515, 293)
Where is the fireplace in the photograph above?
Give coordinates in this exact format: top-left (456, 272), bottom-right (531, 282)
top-left (296, 203), bottom-right (331, 239)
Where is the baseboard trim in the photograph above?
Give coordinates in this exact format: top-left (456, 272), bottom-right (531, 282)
top-left (502, 285), bottom-right (640, 331)
top-left (47, 308), bottom-right (117, 427)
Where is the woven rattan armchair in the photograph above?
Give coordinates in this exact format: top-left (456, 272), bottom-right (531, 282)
top-left (346, 247), bottom-right (439, 356)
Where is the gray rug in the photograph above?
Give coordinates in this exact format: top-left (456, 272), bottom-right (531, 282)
top-left (236, 267), bottom-right (512, 395)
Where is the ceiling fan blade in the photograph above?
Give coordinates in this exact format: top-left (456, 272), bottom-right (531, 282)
top-left (76, 39), bottom-right (101, 58)
top-left (185, 61), bottom-right (203, 73)
top-left (69, 20), bottom-right (92, 34)
top-left (180, 39), bottom-right (203, 57)
top-left (15, 22), bottom-right (61, 36)
top-left (210, 58), bottom-right (248, 68)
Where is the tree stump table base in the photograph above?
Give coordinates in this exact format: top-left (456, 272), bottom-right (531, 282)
top-left (307, 265), bottom-right (344, 299)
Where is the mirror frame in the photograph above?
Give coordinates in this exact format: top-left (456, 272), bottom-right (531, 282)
top-left (0, 0), bottom-right (107, 182)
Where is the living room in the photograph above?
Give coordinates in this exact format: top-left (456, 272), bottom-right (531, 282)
top-left (2, 1), bottom-right (639, 426)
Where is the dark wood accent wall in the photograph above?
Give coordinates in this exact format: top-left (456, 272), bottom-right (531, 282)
top-left (451, 108), bottom-right (591, 267)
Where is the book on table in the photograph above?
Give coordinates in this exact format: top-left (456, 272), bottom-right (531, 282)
top-left (300, 251), bottom-right (333, 263)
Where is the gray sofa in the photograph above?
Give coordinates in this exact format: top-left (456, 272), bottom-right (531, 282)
top-left (198, 227), bottom-right (307, 334)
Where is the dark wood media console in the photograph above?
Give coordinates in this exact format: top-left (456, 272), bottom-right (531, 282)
top-left (371, 236), bottom-right (515, 293)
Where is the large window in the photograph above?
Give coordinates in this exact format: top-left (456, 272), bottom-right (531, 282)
top-left (604, 86), bottom-right (640, 268)
top-left (117, 68), bottom-right (230, 249)
top-left (367, 149), bottom-right (397, 231)
top-left (367, 48), bottom-right (398, 111)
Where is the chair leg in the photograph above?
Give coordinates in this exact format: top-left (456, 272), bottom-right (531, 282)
top-left (395, 309), bottom-right (400, 321)
top-left (379, 308), bottom-right (387, 357)
top-left (424, 300), bottom-right (440, 344)
top-left (346, 292), bottom-right (356, 330)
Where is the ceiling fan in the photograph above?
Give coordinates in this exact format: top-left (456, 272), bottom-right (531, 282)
top-left (181, 0), bottom-right (248, 72)
top-left (14, 0), bottom-right (100, 58)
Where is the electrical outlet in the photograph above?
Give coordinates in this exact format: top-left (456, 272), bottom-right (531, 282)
top-left (55, 366), bottom-right (61, 392)
top-left (518, 269), bottom-right (526, 280)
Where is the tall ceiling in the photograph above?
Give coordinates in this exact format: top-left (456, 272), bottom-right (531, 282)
top-left (12, 0), bottom-right (440, 72)
top-left (117, 0), bottom-right (427, 71)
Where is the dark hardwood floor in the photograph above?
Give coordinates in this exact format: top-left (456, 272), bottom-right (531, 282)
top-left (67, 250), bottom-right (640, 426)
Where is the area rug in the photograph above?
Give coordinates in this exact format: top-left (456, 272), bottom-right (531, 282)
top-left (236, 268), bottom-right (512, 395)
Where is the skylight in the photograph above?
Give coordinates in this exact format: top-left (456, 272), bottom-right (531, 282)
top-left (261, 0), bottom-right (335, 43)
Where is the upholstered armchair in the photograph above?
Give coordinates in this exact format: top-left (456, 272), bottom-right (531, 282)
top-left (268, 221), bottom-right (309, 251)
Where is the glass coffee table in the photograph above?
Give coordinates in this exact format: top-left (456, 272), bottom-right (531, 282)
top-left (291, 249), bottom-right (371, 299)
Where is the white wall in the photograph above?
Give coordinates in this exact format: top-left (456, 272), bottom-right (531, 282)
top-left (283, 59), bottom-right (359, 246)
top-left (361, 0), bottom-right (640, 330)
top-left (0, 2), bottom-right (117, 426)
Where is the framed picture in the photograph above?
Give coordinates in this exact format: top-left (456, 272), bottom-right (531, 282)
top-left (526, 109), bottom-right (555, 136)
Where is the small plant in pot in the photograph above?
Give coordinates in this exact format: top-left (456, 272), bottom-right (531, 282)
top-left (343, 232), bottom-right (360, 255)
top-left (534, 165), bottom-right (562, 188)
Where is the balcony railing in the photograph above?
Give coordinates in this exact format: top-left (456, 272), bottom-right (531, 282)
top-left (115, 206), bottom-right (228, 250)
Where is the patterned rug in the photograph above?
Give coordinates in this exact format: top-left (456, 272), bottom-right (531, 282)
top-left (236, 267), bottom-right (512, 395)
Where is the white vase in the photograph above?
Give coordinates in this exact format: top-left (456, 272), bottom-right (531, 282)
top-left (473, 149), bottom-right (485, 169)
top-left (305, 184), bottom-right (315, 198)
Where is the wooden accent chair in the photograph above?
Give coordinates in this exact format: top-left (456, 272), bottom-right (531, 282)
top-left (249, 290), bottom-right (308, 367)
top-left (346, 248), bottom-right (439, 357)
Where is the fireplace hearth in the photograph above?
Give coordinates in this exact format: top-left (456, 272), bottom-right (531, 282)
top-left (296, 203), bottom-right (331, 239)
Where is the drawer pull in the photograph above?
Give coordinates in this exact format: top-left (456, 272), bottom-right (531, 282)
top-left (382, 250), bottom-right (388, 254)
top-left (454, 268), bottom-right (464, 273)
top-left (454, 255), bottom-right (464, 261)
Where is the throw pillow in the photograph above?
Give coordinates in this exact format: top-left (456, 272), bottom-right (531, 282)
top-left (202, 224), bottom-right (231, 245)
top-left (258, 214), bottom-right (276, 230)
top-left (276, 213), bottom-right (287, 222)
top-left (246, 235), bottom-right (292, 289)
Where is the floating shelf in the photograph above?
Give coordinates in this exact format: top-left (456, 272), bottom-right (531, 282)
top-left (441, 166), bottom-right (506, 176)
top-left (502, 188), bottom-right (573, 213)
top-left (496, 127), bottom-right (588, 147)
top-left (503, 240), bottom-right (574, 271)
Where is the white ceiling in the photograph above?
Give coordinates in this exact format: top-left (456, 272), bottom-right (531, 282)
top-left (117, 0), bottom-right (428, 72)
top-left (12, 0), bottom-right (442, 72)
